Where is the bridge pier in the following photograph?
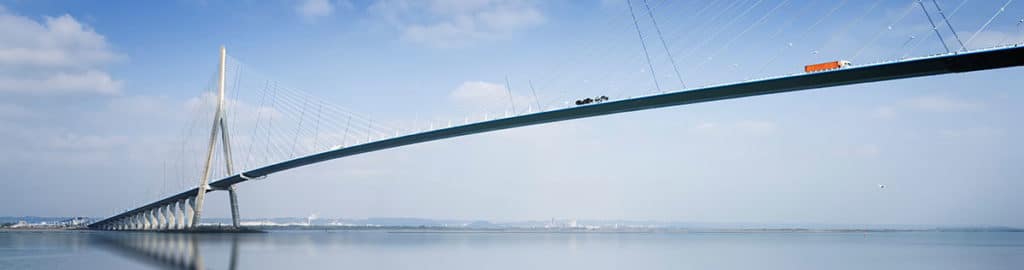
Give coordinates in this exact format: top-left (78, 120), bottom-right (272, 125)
top-left (138, 211), bottom-right (146, 230)
top-left (163, 204), bottom-right (174, 230)
top-left (156, 207), bottom-right (166, 230)
top-left (160, 208), bottom-right (168, 230)
top-left (155, 206), bottom-right (164, 230)
top-left (146, 209), bottom-right (156, 230)
top-left (228, 185), bottom-right (240, 228)
top-left (166, 206), bottom-right (174, 230)
top-left (175, 200), bottom-right (186, 230)
top-left (187, 197), bottom-right (196, 229)
top-left (133, 214), bottom-right (142, 230)
top-left (153, 209), bottom-right (161, 230)
top-left (169, 203), bottom-right (180, 230)
top-left (155, 209), bottom-right (164, 230)
top-left (155, 208), bottom-right (164, 230)
top-left (139, 213), bottom-right (146, 230)
top-left (163, 206), bottom-right (172, 230)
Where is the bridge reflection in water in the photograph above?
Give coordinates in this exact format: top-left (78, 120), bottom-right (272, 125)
top-left (94, 233), bottom-right (239, 270)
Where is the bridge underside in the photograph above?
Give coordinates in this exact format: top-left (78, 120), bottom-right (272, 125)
top-left (89, 45), bottom-right (1024, 231)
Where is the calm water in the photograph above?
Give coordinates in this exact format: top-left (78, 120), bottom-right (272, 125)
top-left (1, 230), bottom-right (1022, 269)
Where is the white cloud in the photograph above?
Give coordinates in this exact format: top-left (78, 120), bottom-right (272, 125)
top-left (0, 7), bottom-right (123, 95)
top-left (370, 0), bottom-right (544, 47)
top-left (296, 0), bottom-right (339, 22)
top-left (0, 70), bottom-right (121, 95)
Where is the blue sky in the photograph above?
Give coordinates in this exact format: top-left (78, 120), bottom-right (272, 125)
top-left (2, 0), bottom-right (1024, 226)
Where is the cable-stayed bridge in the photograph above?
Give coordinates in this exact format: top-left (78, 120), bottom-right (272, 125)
top-left (89, 0), bottom-right (1024, 231)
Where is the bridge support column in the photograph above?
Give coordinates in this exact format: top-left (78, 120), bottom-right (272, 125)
top-left (152, 209), bottom-right (160, 230)
top-left (138, 213), bottom-right (146, 230)
top-left (228, 185), bottom-right (240, 228)
top-left (146, 209), bottom-right (156, 230)
top-left (137, 213), bottom-right (145, 230)
top-left (163, 206), bottom-right (172, 230)
top-left (152, 208), bottom-right (160, 230)
top-left (163, 204), bottom-right (175, 230)
top-left (140, 211), bottom-right (147, 230)
top-left (160, 205), bottom-right (170, 230)
top-left (177, 205), bottom-right (186, 230)
top-left (157, 207), bottom-right (167, 230)
top-left (157, 205), bottom-right (166, 230)
top-left (165, 206), bottom-right (173, 230)
top-left (170, 204), bottom-right (180, 230)
top-left (133, 214), bottom-right (142, 230)
top-left (174, 200), bottom-right (185, 230)
top-left (187, 197), bottom-right (197, 229)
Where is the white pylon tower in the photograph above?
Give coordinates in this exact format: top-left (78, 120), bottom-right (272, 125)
top-left (191, 45), bottom-right (242, 229)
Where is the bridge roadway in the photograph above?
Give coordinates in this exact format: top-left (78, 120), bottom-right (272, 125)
top-left (90, 44), bottom-right (1024, 229)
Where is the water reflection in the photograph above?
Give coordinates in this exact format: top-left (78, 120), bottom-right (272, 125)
top-left (29, 230), bottom-right (1020, 269)
top-left (93, 233), bottom-right (239, 270)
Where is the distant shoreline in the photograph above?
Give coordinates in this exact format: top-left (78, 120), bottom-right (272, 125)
top-left (4, 216), bottom-right (1022, 233)
top-left (234, 225), bottom-right (1024, 233)
top-left (3, 226), bottom-right (1024, 233)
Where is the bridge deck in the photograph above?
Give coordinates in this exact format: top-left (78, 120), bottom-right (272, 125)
top-left (91, 44), bottom-right (1024, 228)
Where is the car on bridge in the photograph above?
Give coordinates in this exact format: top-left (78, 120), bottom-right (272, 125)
top-left (575, 95), bottom-right (609, 106)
